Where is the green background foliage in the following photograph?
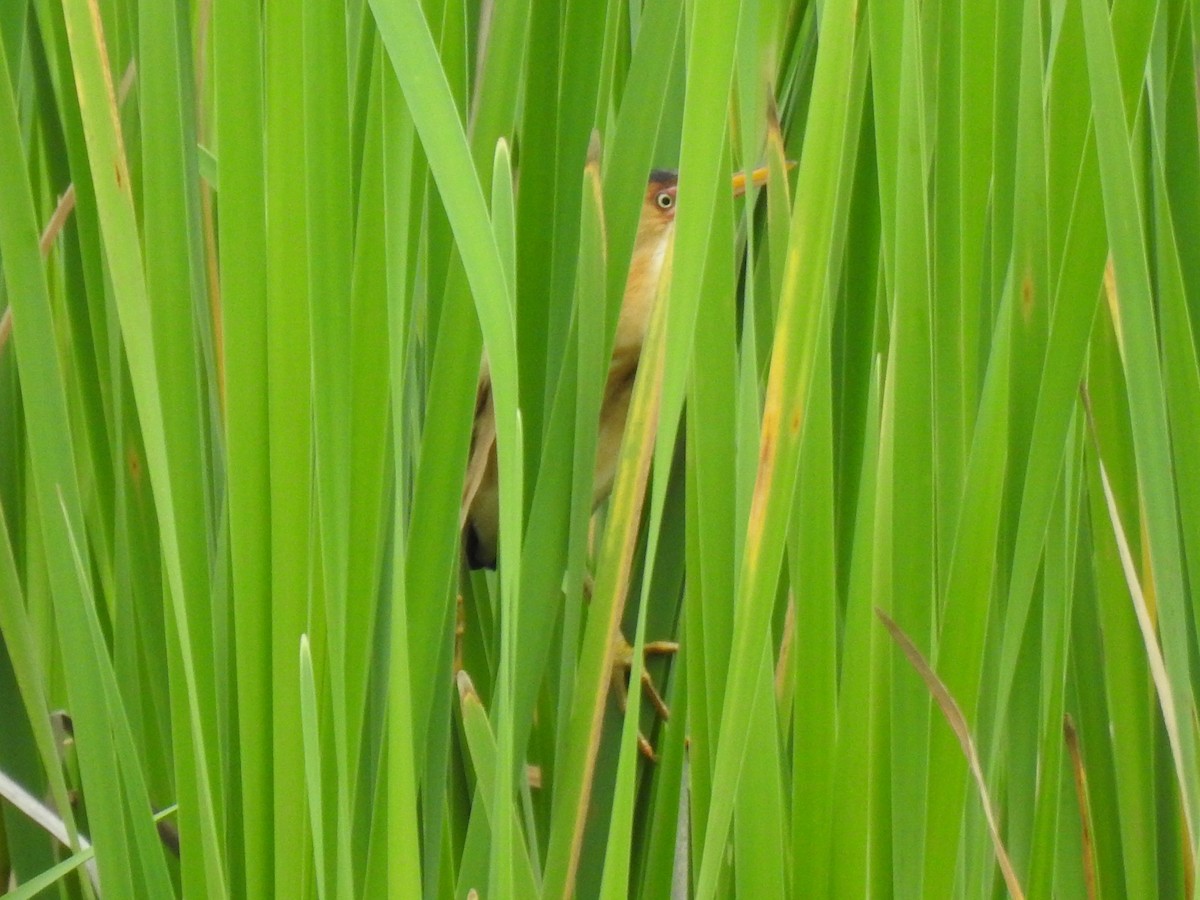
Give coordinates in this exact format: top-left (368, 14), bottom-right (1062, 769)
top-left (1, 0), bottom-right (1198, 896)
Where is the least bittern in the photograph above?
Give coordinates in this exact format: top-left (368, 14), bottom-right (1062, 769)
top-left (461, 164), bottom-right (774, 756)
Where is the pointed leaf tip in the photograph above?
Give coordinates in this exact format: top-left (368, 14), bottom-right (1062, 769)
top-left (456, 668), bottom-right (477, 702)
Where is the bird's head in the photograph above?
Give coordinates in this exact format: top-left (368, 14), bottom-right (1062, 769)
top-left (640, 169), bottom-right (679, 239)
top-left (638, 165), bottom-right (773, 239)
top-left (619, 164), bottom-right (776, 357)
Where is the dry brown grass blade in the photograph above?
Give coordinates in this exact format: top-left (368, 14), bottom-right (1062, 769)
top-left (1063, 715), bottom-right (1098, 900)
top-left (1, 59), bottom-right (137, 360)
top-left (1, 184), bottom-right (80, 356)
top-left (0, 769), bottom-right (100, 891)
top-left (876, 607), bottom-right (1026, 900)
top-left (1081, 384), bottom-right (1194, 846)
top-left (39, 186), bottom-right (78, 257)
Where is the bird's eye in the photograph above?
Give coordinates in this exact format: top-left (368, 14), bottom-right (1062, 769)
top-left (655, 190), bottom-right (674, 210)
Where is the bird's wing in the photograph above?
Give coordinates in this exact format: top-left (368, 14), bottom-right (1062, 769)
top-left (460, 368), bottom-right (496, 530)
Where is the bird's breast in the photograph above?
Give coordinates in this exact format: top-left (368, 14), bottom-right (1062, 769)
top-left (614, 225), bottom-right (671, 356)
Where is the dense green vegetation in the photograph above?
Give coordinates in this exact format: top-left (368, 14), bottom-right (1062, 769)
top-left (1, 0), bottom-right (1199, 896)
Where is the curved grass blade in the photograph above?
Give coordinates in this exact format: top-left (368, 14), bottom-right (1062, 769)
top-left (368, 0), bottom-right (520, 527)
top-left (369, 1), bottom-right (523, 784)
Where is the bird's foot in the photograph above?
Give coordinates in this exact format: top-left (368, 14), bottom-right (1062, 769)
top-left (611, 632), bottom-right (679, 762)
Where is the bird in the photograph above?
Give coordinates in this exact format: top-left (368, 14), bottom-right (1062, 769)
top-left (458, 164), bottom-right (776, 758)
top-left (461, 164), bottom-right (772, 569)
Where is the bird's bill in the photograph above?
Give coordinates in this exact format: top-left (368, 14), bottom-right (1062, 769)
top-left (731, 164), bottom-right (773, 197)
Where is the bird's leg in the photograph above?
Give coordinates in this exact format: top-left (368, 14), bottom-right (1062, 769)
top-left (582, 573), bottom-right (679, 761)
top-left (611, 632), bottom-right (677, 720)
top-left (611, 632), bottom-right (679, 761)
